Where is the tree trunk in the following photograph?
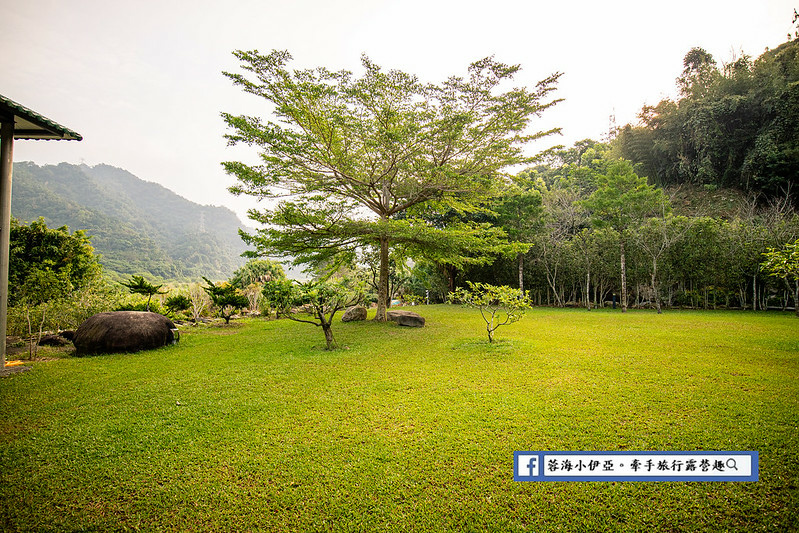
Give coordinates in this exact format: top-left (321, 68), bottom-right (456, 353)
top-left (36, 304), bottom-right (47, 357)
top-left (585, 268), bottom-right (591, 311)
top-left (322, 323), bottom-right (336, 350)
top-left (26, 306), bottom-right (33, 360)
top-left (545, 268), bottom-right (562, 307)
top-left (651, 257), bottom-right (662, 314)
top-left (752, 275), bottom-right (757, 311)
top-left (620, 239), bottom-right (627, 313)
top-left (518, 252), bottom-right (524, 293)
top-left (444, 264), bottom-right (457, 294)
top-left (375, 235), bottom-right (389, 322)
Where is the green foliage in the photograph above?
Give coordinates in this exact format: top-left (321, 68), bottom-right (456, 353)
top-left (115, 299), bottom-right (167, 316)
top-left (582, 160), bottom-right (670, 233)
top-left (762, 238), bottom-right (799, 315)
top-left (261, 278), bottom-right (296, 318)
top-left (201, 277), bottom-right (249, 324)
top-left (120, 275), bottom-right (168, 312)
top-left (229, 259), bottom-right (285, 289)
top-left (449, 282), bottom-right (532, 342)
top-left (164, 294), bottom-right (192, 315)
top-left (405, 261), bottom-right (450, 304)
top-left (762, 238), bottom-right (799, 280)
top-left (265, 279), bottom-right (363, 350)
top-left (615, 38), bottom-right (799, 198)
top-left (7, 282), bottom-right (120, 337)
top-left (579, 160), bottom-right (671, 312)
top-left (8, 217), bottom-right (107, 356)
top-left (222, 50), bottom-right (561, 319)
top-left (453, 135), bottom-right (799, 313)
top-left (9, 217), bottom-right (102, 306)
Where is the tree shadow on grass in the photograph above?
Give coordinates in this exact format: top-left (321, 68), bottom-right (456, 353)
top-left (450, 338), bottom-right (520, 355)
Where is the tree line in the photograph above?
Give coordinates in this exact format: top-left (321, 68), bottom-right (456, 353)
top-left (431, 142), bottom-right (799, 313)
top-left (220, 32), bottom-right (799, 317)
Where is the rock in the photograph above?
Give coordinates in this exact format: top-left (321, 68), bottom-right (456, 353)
top-left (387, 310), bottom-right (425, 327)
top-left (342, 306), bottom-right (368, 322)
top-left (74, 311), bottom-right (178, 356)
top-left (37, 334), bottom-right (70, 347)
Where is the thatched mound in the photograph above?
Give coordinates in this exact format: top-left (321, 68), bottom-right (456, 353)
top-left (74, 311), bottom-right (177, 356)
top-left (387, 310), bottom-right (425, 327)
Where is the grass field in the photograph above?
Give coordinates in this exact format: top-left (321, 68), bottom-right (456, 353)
top-left (1, 306), bottom-right (798, 532)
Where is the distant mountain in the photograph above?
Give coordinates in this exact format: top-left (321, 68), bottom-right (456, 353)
top-left (11, 161), bottom-right (253, 281)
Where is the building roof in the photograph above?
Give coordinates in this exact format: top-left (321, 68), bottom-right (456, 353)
top-left (0, 93), bottom-right (82, 141)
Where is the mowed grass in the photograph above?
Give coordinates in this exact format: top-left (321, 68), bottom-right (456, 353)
top-left (1, 306), bottom-right (797, 532)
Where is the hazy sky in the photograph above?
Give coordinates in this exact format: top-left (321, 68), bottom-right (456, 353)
top-left (2, 0), bottom-right (796, 222)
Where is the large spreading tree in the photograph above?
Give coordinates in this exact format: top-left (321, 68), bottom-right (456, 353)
top-left (222, 50), bottom-right (560, 320)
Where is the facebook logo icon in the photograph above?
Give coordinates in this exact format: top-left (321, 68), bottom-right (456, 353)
top-left (516, 454), bottom-right (540, 478)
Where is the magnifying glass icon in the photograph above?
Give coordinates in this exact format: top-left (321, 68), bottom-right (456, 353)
top-left (726, 458), bottom-right (738, 471)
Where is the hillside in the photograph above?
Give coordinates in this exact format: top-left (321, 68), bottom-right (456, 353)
top-left (11, 162), bottom-right (252, 281)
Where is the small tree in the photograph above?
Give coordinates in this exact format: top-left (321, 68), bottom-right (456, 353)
top-left (165, 294), bottom-right (192, 317)
top-left (202, 277), bottom-right (249, 324)
top-left (242, 283), bottom-right (264, 315)
top-left (268, 279), bottom-right (362, 350)
top-left (188, 282), bottom-right (211, 323)
top-left (120, 275), bottom-right (168, 312)
top-left (18, 267), bottom-right (71, 359)
top-left (262, 278), bottom-right (296, 319)
top-left (449, 282), bottom-right (532, 343)
top-left (762, 239), bottom-right (799, 317)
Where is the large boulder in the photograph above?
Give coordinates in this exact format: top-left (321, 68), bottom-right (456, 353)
top-left (387, 310), bottom-right (425, 327)
top-left (341, 306), bottom-right (368, 322)
top-left (74, 311), bottom-right (178, 356)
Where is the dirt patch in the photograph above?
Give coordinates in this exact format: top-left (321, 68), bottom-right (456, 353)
top-left (6, 336), bottom-right (76, 362)
top-left (1, 365), bottom-right (32, 377)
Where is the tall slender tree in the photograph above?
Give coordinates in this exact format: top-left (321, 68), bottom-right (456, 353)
top-left (582, 160), bottom-right (670, 312)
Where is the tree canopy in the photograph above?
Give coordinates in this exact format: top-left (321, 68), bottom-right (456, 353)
top-left (120, 275), bottom-right (168, 312)
top-left (9, 217), bottom-right (102, 306)
top-left (762, 238), bottom-right (799, 316)
top-left (616, 39), bottom-right (799, 199)
top-left (222, 50), bottom-right (561, 320)
top-left (202, 277), bottom-right (249, 324)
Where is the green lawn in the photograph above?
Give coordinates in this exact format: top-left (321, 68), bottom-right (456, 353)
top-left (1, 306), bottom-right (797, 532)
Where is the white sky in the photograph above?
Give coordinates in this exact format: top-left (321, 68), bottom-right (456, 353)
top-left (2, 0), bottom-right (796, 223)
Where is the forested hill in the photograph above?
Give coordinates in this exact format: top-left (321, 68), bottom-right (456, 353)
top-left (11, 162), bottom-right (251, 281)
top-left (615, 37), bottom-right (799, 199)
